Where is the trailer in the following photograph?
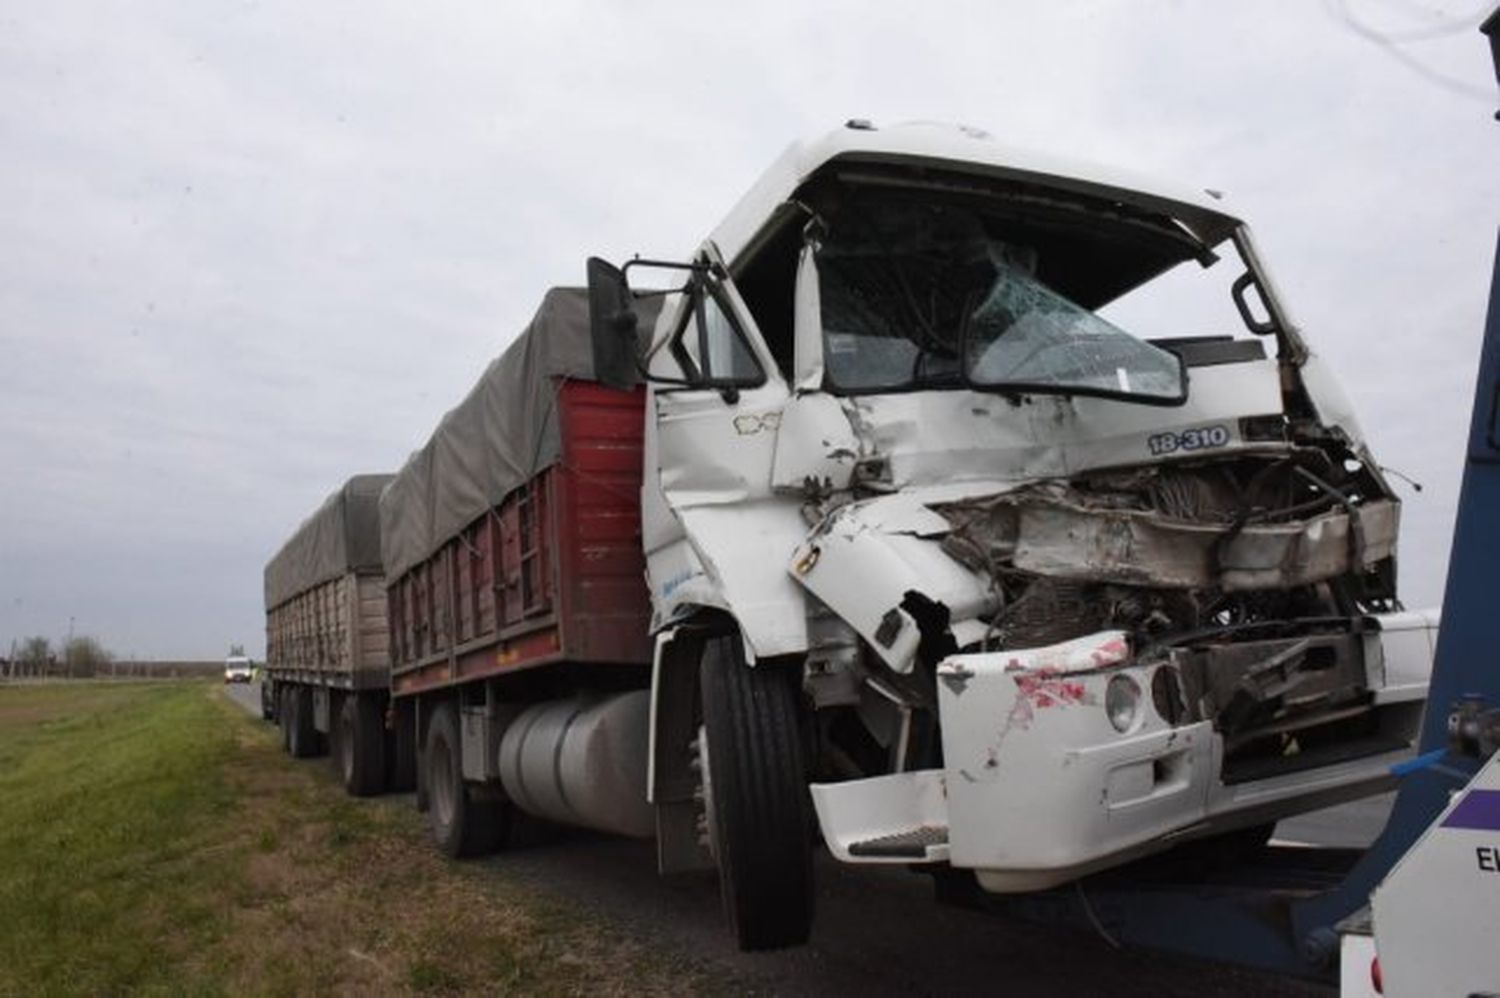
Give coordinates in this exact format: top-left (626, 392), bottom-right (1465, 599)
top-left (368, 122), bottom-right (1435, 953)
top-left (378, 289), bottom-right (664, 857)
top-left (263, 474), bottom-right (409, 796)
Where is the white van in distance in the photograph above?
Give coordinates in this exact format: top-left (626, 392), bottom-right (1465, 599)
top-left (224, 655), bottom-right (253, 684)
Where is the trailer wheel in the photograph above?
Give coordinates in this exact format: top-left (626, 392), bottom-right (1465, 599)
top-left (287, 685), bottom-right (319, 759)
top-left (699, 636), bottom-right (814, 950)
top-left (424, 703), bottom-right (507, 858)
top-left (387, 701), bottom-right (417, 793)
top-left (335, 693), bottom-right (387, 797)
top-left (278, 687), bottom-right (293, 754)
top-left (329, 694), bottom-right (345, 778)
top-left (415, 740), bottom-right (430, 813)
top-left (260, 680), bottom-right (274, 721)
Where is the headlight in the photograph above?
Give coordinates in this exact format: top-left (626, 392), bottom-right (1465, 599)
top-left (1105, 674), bottom-right (1142, 733)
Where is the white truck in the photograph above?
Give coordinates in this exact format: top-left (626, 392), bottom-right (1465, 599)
top-left (223, 654), bottom-right (254, 684)
top-left (291, 120), bottom-right (1437, 955)
top-left (574, 121), bottom-right (1433, 947)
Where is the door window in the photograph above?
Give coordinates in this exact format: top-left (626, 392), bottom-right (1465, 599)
top-left (669, 280), bottom-right (765, 388)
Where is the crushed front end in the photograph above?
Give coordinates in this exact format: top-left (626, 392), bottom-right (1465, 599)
top-left (934, 611), bottom-right (1430, 891)
top-left (633, 126), bottom-right (1436, 891)
top-left (801, 455), bottom-right (1432, 887)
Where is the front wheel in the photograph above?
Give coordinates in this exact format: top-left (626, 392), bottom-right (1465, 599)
top-left (700, 636), bottom-right (814, 951)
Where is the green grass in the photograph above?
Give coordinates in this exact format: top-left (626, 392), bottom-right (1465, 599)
top-left (0, 682), bottom-right (721, 996)
top-left (0, 683), bottom-right (240, 995)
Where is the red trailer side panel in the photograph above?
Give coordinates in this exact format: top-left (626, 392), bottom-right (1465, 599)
top-left (389, 382), bottom-right (652, 695)
top-left (553, 381), bottom-right (655, 665)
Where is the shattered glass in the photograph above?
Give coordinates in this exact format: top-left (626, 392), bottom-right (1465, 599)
top-left (964, 265), bottom-right (1183, 400)
top-left (815, 199), bottom-right (1184, 402)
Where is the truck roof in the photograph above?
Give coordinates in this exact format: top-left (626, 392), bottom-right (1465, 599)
top-left (264, 473), bottom-right (392, 610)
top-left (709, 121), bottom-right (1243, 270)
top-left (378, 288), bottom-right (663, 582)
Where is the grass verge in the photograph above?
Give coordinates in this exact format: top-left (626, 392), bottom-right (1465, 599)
top-left (0, 682), bottom-right (713, 995)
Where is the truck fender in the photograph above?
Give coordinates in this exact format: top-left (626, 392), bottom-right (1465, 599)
top-left (647, 613), bottom-right (735, 874)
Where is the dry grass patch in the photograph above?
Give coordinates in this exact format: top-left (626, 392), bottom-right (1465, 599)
top-left (0, 682), bottom-right (721, 996)
top-left (209, 703), bottom-right (721, 995)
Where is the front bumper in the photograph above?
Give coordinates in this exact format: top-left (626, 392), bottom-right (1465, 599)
top-left (809, 612), bottom-right (1434, 891)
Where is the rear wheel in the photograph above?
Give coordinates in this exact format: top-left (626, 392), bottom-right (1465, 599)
top-left (330, 694), bottom-right (348, 779)
top-left (699, 636), bottom-right (814, 950)
top-left (287, 685), bottom-right (319, 759)
top-left (335, 693), bottom-right (387, 797)
top-left (387, 701), bottom-right (417, 793)
top-left (277, 686), bottom-right (292, 754)
top-left (424, 703), bottom-right (507, 858)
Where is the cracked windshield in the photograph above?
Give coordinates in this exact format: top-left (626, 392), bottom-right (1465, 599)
top-left (817, 198), bottom-right (1195, 401)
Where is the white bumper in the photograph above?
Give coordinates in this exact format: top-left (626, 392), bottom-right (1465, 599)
top-left (810, 612), bottom-right (1434, 891)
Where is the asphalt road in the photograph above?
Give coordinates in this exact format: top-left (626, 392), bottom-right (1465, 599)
top-left (223, 678), bottom-right (263, 718)
top-left (223, 681), bottom-right (1379, 995)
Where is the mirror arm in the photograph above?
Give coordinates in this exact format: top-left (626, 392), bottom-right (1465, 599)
top-left (622, 257), bottom-right (709, 279)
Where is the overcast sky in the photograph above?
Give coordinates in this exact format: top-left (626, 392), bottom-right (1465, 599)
top-left (2, 1), bottom-right (1497, 659)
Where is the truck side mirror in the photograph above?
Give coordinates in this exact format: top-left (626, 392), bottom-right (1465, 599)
top-left (587, 257), bottom-right (640, 391)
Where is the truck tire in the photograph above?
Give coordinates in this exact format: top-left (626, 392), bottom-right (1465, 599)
top-left (260, 681), bottom-right (275, 721)
top-left (414, 701), bottom-right (431, 812)
top-left (328, 693), bottom-right (344, 778)
top-left (424, 703), bottom-right (507, 858)
top-left (278, 687), bottom-right (293, 754)
top-left (334, 693), bottom-right (387, 797)
top-left (287, 685), bottom-right (319, 759)
top-left (415, 741), bottom-right (430, 812)
top-left (388, 701), bottom-right (417, 793)
top-left (700, 636), bottom-right (814, 951)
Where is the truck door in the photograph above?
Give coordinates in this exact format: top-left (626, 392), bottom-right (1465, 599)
top-left (645, 261), bottom-right (810, 650)
top-left (649, 263), bottom-right (788, 507)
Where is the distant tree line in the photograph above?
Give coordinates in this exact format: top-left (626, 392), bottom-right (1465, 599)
top-left (0, 637), bottom-right (235, 681)
top-left (1, 635), bottom-right (114, 679)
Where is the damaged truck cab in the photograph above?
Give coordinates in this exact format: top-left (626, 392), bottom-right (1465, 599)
top-left (590, 121), bottom-right (1433, 946)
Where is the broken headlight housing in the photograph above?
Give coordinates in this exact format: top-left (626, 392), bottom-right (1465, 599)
top-left (1106, 673), bottom-right (1142, 733)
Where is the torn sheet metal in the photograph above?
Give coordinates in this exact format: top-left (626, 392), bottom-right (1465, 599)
top-left (825, 360), bottom-right (1285, 493)
top-left (660, 503), bottom-right (814, 657)
top-left (789, 494), bottom-right (996, 673)
top-left (770, 393), bottom-right (861, 495)
top-left (949, 490), bottom-right (1398, 592)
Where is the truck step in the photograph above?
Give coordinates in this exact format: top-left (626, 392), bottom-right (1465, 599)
top-left (810, 769), bottom-right (951, 864)
top-left (848, 824), bottom-right (950, 858)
